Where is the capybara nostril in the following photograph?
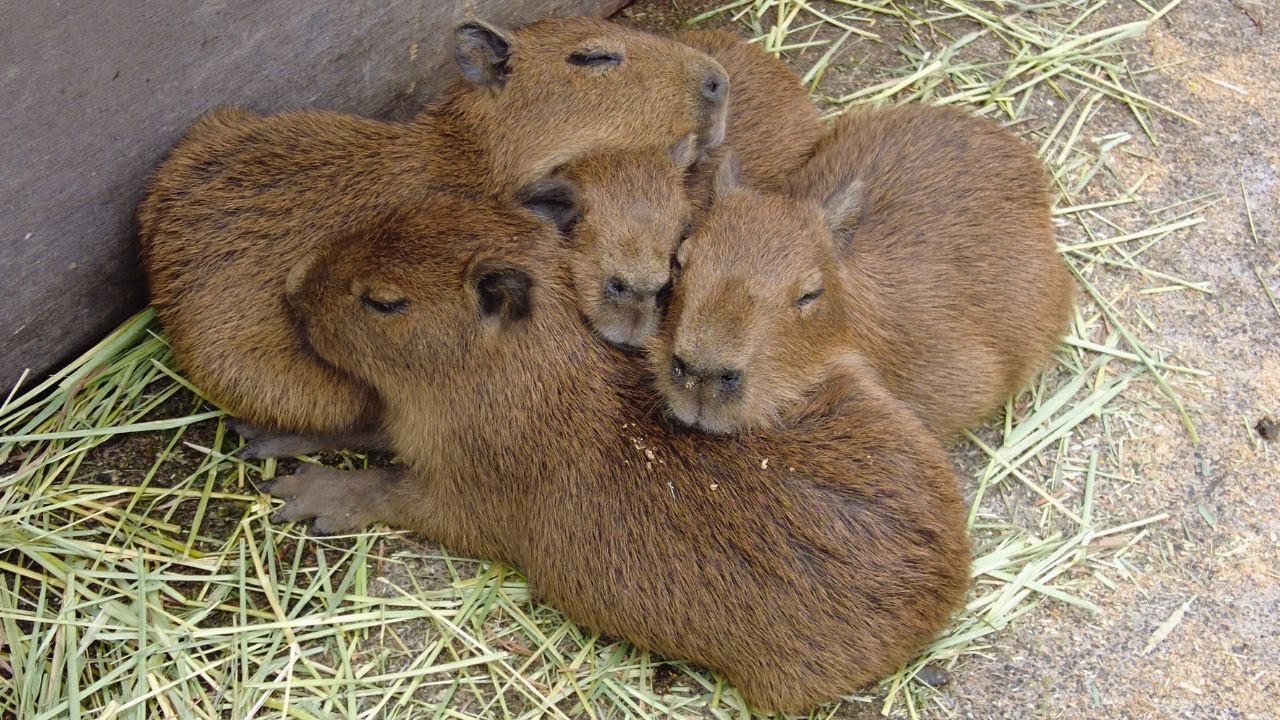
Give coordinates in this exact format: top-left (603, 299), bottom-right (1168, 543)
top-left (719, 369), bottom-right (742, 394)
top-left (702, 70), bottom-right (728, 104)
top-left (655, 282), bottom-right (673, 312)
top-left (671, 354), bottom-right (689, 381)
top-left (605, 276), bottom-right (629, 300)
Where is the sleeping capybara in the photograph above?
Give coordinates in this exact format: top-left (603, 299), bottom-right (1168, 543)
top-left (557, 28), bottom-right (823, 347)
top-left (654, 104), bottom-right (1075, 437)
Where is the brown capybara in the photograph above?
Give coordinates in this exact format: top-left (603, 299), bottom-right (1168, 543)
top-left (138, 17), bottom-right (730, 442)
top-left (263, 197), bottom-right (970, 712)
top-left (654, 104), bottom-right (1075, 437)
top-left (557, 29), bottom-right (823, 348)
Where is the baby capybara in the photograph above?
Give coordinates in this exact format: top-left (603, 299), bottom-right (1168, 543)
top-left (138, 17), bottom-right (730, 441)
top-left (654, 104), bottom-right (1075, 437)
top-left (559, 29), bottom-right (823, 347)
top-left (265, 198), bottom-right (970, 712)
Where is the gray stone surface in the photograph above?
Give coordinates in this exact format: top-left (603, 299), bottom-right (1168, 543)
top-left (0, 0), bottom-right (626, 388)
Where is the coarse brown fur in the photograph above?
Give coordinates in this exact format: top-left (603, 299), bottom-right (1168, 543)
top-left (677, 29), bottom-right (824, 201)
top-left (560, 29), bottom-right (823, 348)
top-left (137, 17), bottom-right (730, 436)
top-left (654, 104), bottom-right (1076, 437)
top-left (267, 198), bottom-right (971, 712)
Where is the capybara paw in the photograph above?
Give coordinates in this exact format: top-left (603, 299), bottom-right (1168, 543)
top-left (240, 436), bottom-right (310, 460)
top-left (262, 465), bottom-right (379, 534)
top-left (231, 419), bottom-right (389, 458)
top-left (230, 420), bottom-right (321, 459)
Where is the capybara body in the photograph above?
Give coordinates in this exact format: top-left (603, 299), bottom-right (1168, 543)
top-left (655, 104), bottom-right (1075, 437)
top-left (268, 199), bottom-right (970, 712)
top-left (563, 29), bottom-right (823, 347)
top-left (138, 17), bottom-right (730, 435)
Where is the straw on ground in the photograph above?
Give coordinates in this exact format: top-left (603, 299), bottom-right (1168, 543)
top-left (2, 2), bottom-right (1204, 718)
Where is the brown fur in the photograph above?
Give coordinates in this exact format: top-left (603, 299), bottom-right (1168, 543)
top-left (560, 29), bottom-right (823, 348)
top-left (137, 17), bottom-right (730, 435)
top-left (267, 198), bottom-right (971, 712)
top-left (653, 104), bottom-right (1076, 437)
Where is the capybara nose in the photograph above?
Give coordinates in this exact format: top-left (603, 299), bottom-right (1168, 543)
top-left (697, 66), bottom-right (729, 149)
top-left (674, 356), bottom-right (742, 394)
top-left (671, 354), bottom-right (689, 381)
top-left (702, 69), bottom-right (728, 105)
top-left (655, 281), bottom-right (673, 312)
top-left (607, 275), bottom-right (666, 305)
top-left (718, 369), bottom-right (742, 394)
top-left (605, 276), bottom-right (629, 301)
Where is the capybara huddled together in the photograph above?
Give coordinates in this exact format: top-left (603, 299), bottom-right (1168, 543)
top-left (270, 200), bottom-right (970, 711)
top-left (139, 14), bottom-right (1074, 713)
top-left (139, 17), bottom-right (729, 438)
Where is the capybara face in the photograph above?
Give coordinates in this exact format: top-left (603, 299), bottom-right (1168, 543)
top-left (286, 196), bottom-right (556, 391)
top-left (460, 18), bottom-right (729, 168)
top-left (651, 158), bottom-right (860, 434)
top-left (561, 136), bottom-right (700, 348)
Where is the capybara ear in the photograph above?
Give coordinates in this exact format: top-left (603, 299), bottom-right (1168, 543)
top-left (454, 21), bottom-right (515, 89)
top-left (710, 150), bottom-right (742, 201)
top-left (669, 133), bottom-right (702, 172)
top-left (516, 176), bottom-right (580, 236)
top-left (820, 173), bottom-right (865, 252)
top-left (284, 250), bottom-right (321, 304)
top-left (472, 262), bottom-right (534, 324)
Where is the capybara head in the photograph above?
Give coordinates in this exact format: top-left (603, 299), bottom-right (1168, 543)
top-left (552, 134), bottom-right (701, 348)
top-left (651, 153), bottom-right (863, 434)
top-left (285, 193), bottom-right (565, 391)
top-left (455, 17), bottom-right (729, 181)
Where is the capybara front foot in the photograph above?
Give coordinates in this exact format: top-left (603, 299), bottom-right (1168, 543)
top-left (229, 418), bottom-right (389, 459)
top-left (262, 465), bottom-right (400, 534)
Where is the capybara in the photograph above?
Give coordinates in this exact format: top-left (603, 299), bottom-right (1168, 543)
top-left (138, 17), bottom-right (730, 441)
top-left (654, 104), bottom-right (1075, 437)
top-left (266, 198), bottom-right (969, 711)
top-left (558, 29), bottom-right (823, 348)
